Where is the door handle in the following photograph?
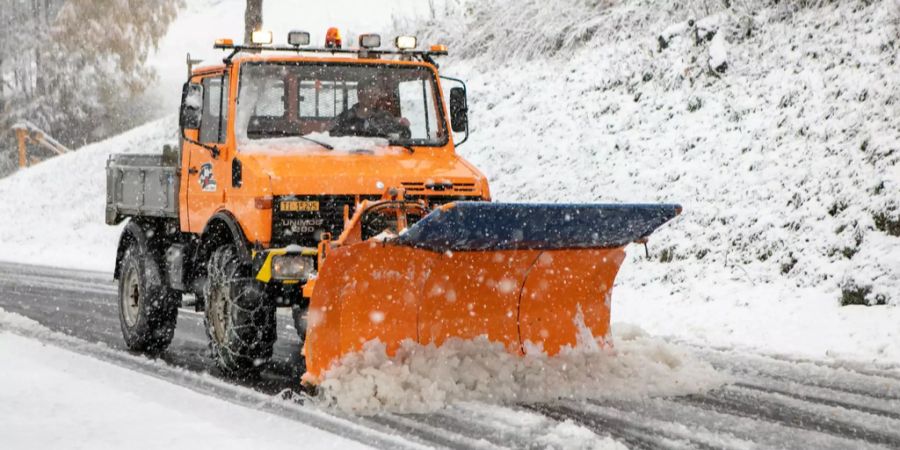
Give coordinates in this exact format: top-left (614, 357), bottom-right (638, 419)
top-left (188, 167), bottom-right (198, 175)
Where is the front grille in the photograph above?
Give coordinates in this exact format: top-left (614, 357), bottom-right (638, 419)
top-left (402, 181), bottom-right (478, 194)
top-left (401, 182), bottom-right (425, 193)
top-left (271, 195), bottom-right (376, 247)
top-left (271, 194), bottom-right (484, 247)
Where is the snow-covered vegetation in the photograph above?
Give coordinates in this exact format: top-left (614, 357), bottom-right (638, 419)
top-left (404, 0), bottom-right (900, 307)
top-left (0, 1), bottom-right (181, 176)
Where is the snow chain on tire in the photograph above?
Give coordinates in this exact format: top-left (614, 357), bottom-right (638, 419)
top-left (203, 245), bottom-right (276, 376)
top-left (118, 245), bottom-right (179, 353)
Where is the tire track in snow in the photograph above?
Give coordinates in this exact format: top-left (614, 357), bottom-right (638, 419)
top-left (523, 402), bottom-right (714, 450)
top-left (674, 385), bottom-right (900, 448)
top-left (693, 346), bottom-right (900, 402)
top-left (733, 381), bottom-right (900, 421)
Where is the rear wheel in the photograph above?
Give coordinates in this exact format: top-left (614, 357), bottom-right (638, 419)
top-left (203, 245), bottom-right (276, 375)
top-left (118, 245), bottom-right (179, 353)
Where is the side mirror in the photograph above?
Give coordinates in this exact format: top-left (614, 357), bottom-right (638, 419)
top-left (179, 82), bottom-right (203, 130)
top-left (449, 87), bottom-right (468, 133)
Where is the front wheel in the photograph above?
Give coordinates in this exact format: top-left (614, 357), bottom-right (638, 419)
top-left (203, 245), bottom-right (276, 376)
top-left (118, 245), bottom-right (179, 353)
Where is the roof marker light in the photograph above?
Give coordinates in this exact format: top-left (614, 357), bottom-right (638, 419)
top-left (288, 31), bottom-right (311, 46)
top-left (214, 38), bottom-right (234, 47)
top-left (430, 44), bottom-right (448, 52)
top-left (325, 27), bottom-right (342, 49)
top-left (359, 33), bottom-right (381, 49)
top-left (251, 30), bottom-right (273, 45)
top-left (395, 35), bottom-right (417, 50)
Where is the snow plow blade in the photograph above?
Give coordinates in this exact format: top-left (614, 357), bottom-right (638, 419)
top-left (302, 202), bottom-right (681, 384)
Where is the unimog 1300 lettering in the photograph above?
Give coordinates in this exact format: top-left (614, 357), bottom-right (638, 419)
top-left (106, 29), bottom-right (680, 384)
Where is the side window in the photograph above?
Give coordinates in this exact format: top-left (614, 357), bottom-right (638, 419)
top-left (399, 80), bottom-right (439, 140)
top-left (200, 74), bottom-right (229, 143)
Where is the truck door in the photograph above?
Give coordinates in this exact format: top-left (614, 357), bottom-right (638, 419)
top-left (185, 73), bottom-right (230, 233)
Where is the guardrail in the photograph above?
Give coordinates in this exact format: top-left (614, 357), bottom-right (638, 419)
top-left (11, 121), bottom-right (70, 168)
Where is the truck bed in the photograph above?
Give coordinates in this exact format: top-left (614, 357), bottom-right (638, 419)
top-left (105, 154), bottom-right (179, 225)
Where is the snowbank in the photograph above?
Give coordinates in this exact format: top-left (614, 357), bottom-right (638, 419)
top-left (0, 117), bottom-right (176, 272)
top-left (316, 324), bottom-right (727, 415)
top-left (0, 311), bottom-right (368, 450)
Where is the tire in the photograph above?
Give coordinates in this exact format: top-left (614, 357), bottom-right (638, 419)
top-left (118, 244), bottom-right (179, 353)
top-left (203, 244), bottom-right (276, 375)
top-left (291, 305), bottom-right (308, 343)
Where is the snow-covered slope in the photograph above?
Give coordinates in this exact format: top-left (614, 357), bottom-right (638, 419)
top-left (0, 118), bottom-right (177, 271)
top-left (397, 0), bottom-right (900, 360)
top-left (410, 0), bottom-right (900, 307)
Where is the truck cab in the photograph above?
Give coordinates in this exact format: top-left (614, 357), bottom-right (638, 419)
top-left (106, 31), bottom-right (488, 374)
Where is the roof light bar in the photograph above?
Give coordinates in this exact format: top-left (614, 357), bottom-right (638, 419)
top-left (395, 35), bottom-right (417, 50)
top-left (359, 33), bottom-right (381, 49)
top-left (325, 27), bottom-right (342, 49)
top-left (251, 30), bottom-right (273, 45)
top-left (288, 30), bottom-right (310, 46)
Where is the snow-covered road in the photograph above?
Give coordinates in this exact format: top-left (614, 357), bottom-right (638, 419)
top-left (1, 261), bottom-right (898, 449)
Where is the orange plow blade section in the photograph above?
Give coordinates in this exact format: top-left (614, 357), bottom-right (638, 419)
top-left (302, 202), bottom-right (680, 384)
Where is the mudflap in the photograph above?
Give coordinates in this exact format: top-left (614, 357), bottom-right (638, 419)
top-left (301, 202), bottom-right (680, 384)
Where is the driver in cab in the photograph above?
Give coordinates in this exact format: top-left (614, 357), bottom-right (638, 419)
top-left (330, 79), bottom-right (411, 139)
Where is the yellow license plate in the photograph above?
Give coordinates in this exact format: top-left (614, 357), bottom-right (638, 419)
top-left (280, 200), bottom-right (319, 212)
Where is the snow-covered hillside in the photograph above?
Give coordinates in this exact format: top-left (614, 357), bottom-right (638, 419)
top-left (399, 0), bottom-right (900, 360)
top-left (406, 0), bottom-right (900, 306)
top-left (0, 118), bottom-right (177, 271)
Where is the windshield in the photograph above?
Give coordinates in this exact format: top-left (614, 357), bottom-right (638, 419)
top-left (235, 62), bottom-right (447, 148)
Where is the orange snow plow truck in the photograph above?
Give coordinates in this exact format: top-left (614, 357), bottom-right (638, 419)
top-left (105, 30), bottom-right (681, 384)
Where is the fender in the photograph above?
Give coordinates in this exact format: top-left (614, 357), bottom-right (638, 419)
top-left (113, 219), bottom-right (156, 280)
top-left (198, 210), bottom-right (252, 266)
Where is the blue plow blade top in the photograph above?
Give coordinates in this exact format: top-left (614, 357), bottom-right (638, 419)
top-left (393, 202), bottom-right (682, 253)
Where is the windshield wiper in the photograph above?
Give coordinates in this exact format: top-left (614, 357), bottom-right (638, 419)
top-left (390, 141), bottom-right (415, 154)
top-left (297, 135), bottom-right (334, 150)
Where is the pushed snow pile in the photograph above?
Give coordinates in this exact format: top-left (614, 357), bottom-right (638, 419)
top-left (0, 117), bottom-right (176, 272)
top-left (315, 324), bottom-right (726, 415)
top-left (408, 0), bottom-right (900, 306)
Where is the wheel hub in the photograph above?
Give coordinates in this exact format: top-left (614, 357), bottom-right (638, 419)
top-left (210, 279), bottom-right (230, 343)
top-left (122, 266), bottom-right (141, 327)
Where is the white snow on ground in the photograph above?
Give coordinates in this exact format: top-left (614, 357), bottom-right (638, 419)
top-left (0, 312), bottom-right (369, 450)
top-left (0, 308), bottom-right (629, 449)
top-left (316, 324), bottom-right (727, 415)
top-left (0, 117), bottom-right (177, 272)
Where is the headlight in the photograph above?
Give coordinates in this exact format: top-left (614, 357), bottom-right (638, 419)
top-left (394, 35), bottom-right (417, 50)
top-left (272, 255), bottom-right (315, 280)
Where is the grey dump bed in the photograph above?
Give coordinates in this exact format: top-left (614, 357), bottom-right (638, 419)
top-left (106, 153), bottom-right (179, 225)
